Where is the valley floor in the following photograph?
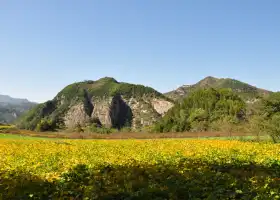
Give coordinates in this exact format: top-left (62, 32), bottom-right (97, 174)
top-left (0, 129), bottom-right (267, 140)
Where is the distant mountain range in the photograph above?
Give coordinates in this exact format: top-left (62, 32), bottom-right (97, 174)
top-left (165, 76), bottom-right (271, 101)
top-left (4, 76), bottom-right (274, 127)
top-left (0, 95), bottom-right (37, 123)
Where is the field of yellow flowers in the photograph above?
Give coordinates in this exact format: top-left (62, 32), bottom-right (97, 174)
top-left (1, 138), bottom-right (280, 199)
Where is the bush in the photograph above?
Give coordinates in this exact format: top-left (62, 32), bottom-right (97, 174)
top-left (257, 92), bottom-right (280, 143)
top-left (120, 126), bottom-right (132, 133)
top-left (263, 113), bottom-right (280, 143)
top-left (75, 123), bottom-right (84, 133)
top-left (87, 124), bottom-right (117, 134)
top-left (36, 119), bottom-right (57, 132)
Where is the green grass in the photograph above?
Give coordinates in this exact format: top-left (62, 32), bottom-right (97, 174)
top-left (0, 133), bottom-right (54, 140)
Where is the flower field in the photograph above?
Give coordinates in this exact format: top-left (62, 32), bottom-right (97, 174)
top-left (1, 138), bottom-right (280, 199)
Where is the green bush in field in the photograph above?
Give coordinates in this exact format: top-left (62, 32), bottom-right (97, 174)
top-left (87, 124), bottom-right (118, 134)
top-left (36, 118), bottom-right (57, 132)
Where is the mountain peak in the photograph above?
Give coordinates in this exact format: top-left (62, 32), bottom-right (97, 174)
top-left (165, 76), bottom-right (271, 101)
top-left (196, 76), bottom-right (219, 87)
top-left (0, 94), bottom-right (31, 104)
top-left (96, 77), bottom-right (118, 83)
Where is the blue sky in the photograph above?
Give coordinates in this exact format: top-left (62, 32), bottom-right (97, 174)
top-left (1, 0), bottom-right (280, 102)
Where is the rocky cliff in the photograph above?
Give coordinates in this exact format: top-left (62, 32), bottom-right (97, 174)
top-left (18, 77), bottom-right (173, 130)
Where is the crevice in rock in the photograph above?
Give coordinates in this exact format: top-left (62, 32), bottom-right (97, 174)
top-left (109, 95), bottom-right (133, 129)
top-left (83, 89), bottom-right (94, 117)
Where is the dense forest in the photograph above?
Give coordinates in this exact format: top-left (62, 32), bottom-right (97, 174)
top-left (155, 88), bottom-right (280, 142)
top-left (154, 88), bottom-right (246, 132)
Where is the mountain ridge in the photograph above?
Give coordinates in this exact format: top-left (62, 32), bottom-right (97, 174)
top-left (0, 94), bottom-right (37, 123)
top-left (165, 76), bottom-right (271, 101)
top-left (17, 77), bottom-right (174, 130)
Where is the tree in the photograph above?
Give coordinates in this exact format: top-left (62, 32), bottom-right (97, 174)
top-left (257, 92), bottom-right (280, 143)
top-left (262, 114), bottom-right (280, 143)
top-left (36, 118), bottom-right (56, 132)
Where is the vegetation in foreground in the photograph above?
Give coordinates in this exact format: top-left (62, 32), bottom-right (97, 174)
top-left (1, 139), bottom-right (280, 199)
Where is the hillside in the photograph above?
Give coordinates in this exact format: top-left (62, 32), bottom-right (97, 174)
top-left (0, 95), bottom-right (36, 123)
top-left (165, 76), bottom-right (271, 101)
top-left (155, 88), bottom-right (247, 132)
top-left (18, 77), bottom-right (173, 130)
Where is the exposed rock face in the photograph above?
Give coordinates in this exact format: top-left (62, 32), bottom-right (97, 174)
top-left (126, 97), bottom-right (161, 128)
top-left (64, 104), bottom-right (91, 128)
top-left (91, 97), bottom-right (112, 127)
top-left (91, 95), bottom-right (132, 128)
top-left (63, 95), bottom-right (173, 129)
top-left (151, 99), bottom-right (174, 115)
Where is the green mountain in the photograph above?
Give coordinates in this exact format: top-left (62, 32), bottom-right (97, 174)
top-left (155, 88), bottom-right (247, 133)
top-left (18, 77), bottom-right (174, 130)
top-left (0, 95), bottom-right (36, 123)
top-left (165, 76), bottom-right (271, 101)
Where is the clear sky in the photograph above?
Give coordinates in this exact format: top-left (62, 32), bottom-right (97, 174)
top-left (1, 0), bottom-right (280, 103)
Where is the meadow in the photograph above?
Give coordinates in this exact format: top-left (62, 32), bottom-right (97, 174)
top-left (0, 137), bottom-right (280, 199)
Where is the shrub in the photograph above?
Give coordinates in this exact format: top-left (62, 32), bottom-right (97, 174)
top-left (87, 124), bottom-right (117, 134)
top-left (263, 113), bottom-right (280, 143)
top-left (75, 123), bottom-right (84, 133)
top-left (36, 119), bottom-right (57, 132)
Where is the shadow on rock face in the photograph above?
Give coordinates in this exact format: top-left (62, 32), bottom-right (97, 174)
top-left (110, 95), bottom-right (133, 129)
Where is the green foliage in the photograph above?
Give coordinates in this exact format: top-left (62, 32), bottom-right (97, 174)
top-left (2, 159), bottom-right (280, 199)
top-left (256, 92), bottom-right (280, 143)
top-left (17, 101), bottom-right (57, 130)
top-left (87, 124), bottom-right (117, 134)
top-left (262, 92), bottom-right (280, 117)
top-left (36, 118), bottom-right (57, 132)
top-left (263, 113), bottom-right (280, 143)
top-left (154, 88), bottom-right (246, 132)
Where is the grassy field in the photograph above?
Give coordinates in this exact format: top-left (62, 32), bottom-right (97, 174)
top-left (0, 138), bottom-right (280, 199)
top-left (0, 133), bottom-right (54, 140)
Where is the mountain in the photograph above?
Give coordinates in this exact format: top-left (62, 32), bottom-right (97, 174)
top-left (165, 76), bottom-right (271, 101)
top-left (155, 88), bottom-right (247, 133)
top-left (0, 95), bottom-right (30, 105)
top-left (18, 77), bottom-right (174, 130)
top-left (0, 95), bottom-right (37, 123)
